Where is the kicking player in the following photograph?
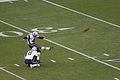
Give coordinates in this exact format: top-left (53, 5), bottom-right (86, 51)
top-left (24, 47), bottom-right (40, 68)
top-left (23, 31), bottom-right (53, 53)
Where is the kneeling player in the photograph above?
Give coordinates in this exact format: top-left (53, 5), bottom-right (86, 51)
top-left (24, 47), bottom-right (40, 68)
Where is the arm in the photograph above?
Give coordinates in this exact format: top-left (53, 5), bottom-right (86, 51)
top-left (23, 37), bottom-right (27, 39)
top-left (23, 34), bottom-right (30, 40)
top-left (38, 36), bottom-right (45, 39)
top-left (23, 37), bottom-right (27, 40)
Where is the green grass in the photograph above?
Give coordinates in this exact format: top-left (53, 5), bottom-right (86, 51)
top-left (0, 0), bottom-right (120, 80)
top-left (49, 0), bottom-right (120, 25)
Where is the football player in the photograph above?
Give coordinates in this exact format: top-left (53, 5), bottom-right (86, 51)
top-left (24, 47), bottom-right (40, 68)
top-left (23, 31), bottom-right (53, 53)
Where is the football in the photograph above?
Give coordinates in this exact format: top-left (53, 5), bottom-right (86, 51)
top-left (82, 27), bottom-right (89, 32)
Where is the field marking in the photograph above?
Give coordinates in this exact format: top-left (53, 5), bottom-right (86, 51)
top-left (0, 0), bottom-right (17, 2)
top-left (68, 58), bottom-right (74, 61)
top-left (0, 20), bottom-right (30, 34)
top-left (31, 27), bottom-right (74, 33)
top-left (0, 20), bottom-right (120, 71)
top-left (24, 0), bottom-right (28, 2)
top-left (0, 67), bottom-right (26, 80)
top-left (14, 64), bottom-right (20, 67)
top-left (50, 60), bottom-right (56, 63)
top-left (104, 59), bottom-right (120, 62)
top-left (42, 0), bottom-right (120, 28)
top-left (114, 78), bottom-right (119, 80)
top-left (103, 53), bottom-right (110, 56)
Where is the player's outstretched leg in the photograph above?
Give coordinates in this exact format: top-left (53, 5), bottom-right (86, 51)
top-left (27, 64), bottom-right (30, 67)
top-left (41, 46), bottom-right (53, 50)
top-left (49, 47), bottom-right (54, 51)
top-left (30, 44), bottom-right (53, 51)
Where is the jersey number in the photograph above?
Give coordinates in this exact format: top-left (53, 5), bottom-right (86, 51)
top-left (27, 51), bottom-right (32, 55)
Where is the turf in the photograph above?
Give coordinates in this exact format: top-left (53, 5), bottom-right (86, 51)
top-left (0, 0), bottom-right (120, 80)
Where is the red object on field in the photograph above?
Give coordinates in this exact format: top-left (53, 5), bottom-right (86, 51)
top-left (82, 27), bottom-right (89, 32)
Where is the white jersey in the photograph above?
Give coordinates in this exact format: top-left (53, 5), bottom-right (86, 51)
top-left (24, 50), bottom-right (38, 60)
top-left (27, 33), bottom-right (39, 44)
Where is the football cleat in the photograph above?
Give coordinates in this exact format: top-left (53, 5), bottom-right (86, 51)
top-left (30, 64), bottom-right (34, 68)
top-left (49, 47), bottom-right (54, 51)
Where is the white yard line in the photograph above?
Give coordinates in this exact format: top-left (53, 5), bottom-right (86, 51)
top-left (0, 20), bottom-right (30, 33)
top-left (0, 20), bottom-right (120, 71)
top-left (0, 67), bottom-right (26, 80)
top-left (42, 0), bottom-right (120, 28)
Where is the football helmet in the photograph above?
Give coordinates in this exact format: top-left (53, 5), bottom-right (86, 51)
top-left (32, 47), bottom-right (37, 51)
top-left (33, 32), bottom-right (38, 36)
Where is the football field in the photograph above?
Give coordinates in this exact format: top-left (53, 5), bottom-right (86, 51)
top-left (0, 0), bottom-right (120, 80)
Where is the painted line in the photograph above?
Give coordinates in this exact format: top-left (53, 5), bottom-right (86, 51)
top-left (24, 0), bottom-right (28, 2)
top-left (14, 64), bottom-right (20, 67)
top-left (104, 59), bottom-right (120, 62)
top-left (9, 1), bottom-right (14, 3)
top-left (0, 67), bottom-right (26, 80)
top-left (0, 0), bottom-right (17, 2)
top-left (42, 0), bottom-right (120, 28)
top-left (50, 60), bottom-right (56, 63)
top-left (103, 53), bottom-right (110, 56)
top-left (114, 78), bottom-right (119, 80)
top-left (0, 20), bottom-right (30, 34)
top-left (68, 58), bottom-right (74, 61)
top-left (0, 20), bottom-right (120, 71)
